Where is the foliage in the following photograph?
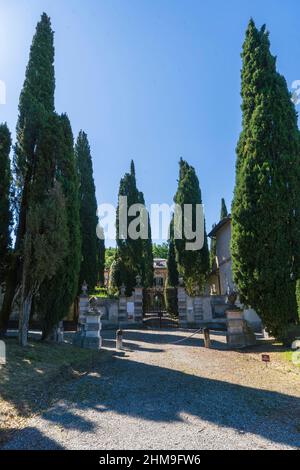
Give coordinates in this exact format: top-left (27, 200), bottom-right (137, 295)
top-left (38, 114), bottom-right (81, 339)
top-left (115, 160), bottom-right (153, 294)
top-left (76, 131), bottom-right (100, 293)
top-left (164, 287), bottom-right (178, 318)
top-left (231, 20), bottom-right (300, 337)
top-left (0, 123), bottom-right (12, 284)
top-left (174, 158), bottom-right (209, 294)
top-left (153, 243), bottom-right (169, 259)
top-left (220, 198), bottom-right (228, 219)
top-left (105, 247), bottom-right (117, 269)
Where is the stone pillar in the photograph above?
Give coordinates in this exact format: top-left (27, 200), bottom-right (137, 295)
top-left (83, 313), bottom-right (102, 350)
top-left (193, 296), bottom-right (204, 324)
top-left (134, 287), bottom-right (143, 323)
top-left (52, 321), bottom-right (64, 343)
top-left (78, 295), bottom-right (89, 328)
top-left (118, 295), bottom-right (127, 323)
top-left (73, 294), bottom-right (102, 350)
top-left (178, 286), bottom-right (187, 327)
top-left (226, 309), bottom-right (256, 349)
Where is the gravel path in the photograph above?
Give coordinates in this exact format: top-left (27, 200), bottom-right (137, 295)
top-left (3, 329), bottom-right (300, 450)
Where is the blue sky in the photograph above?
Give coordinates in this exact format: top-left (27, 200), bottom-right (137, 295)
top-left (1, 0), bottom-right (300, 246)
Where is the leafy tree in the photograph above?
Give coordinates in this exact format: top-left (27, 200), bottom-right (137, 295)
top-left (76, 131), bottom-right (99, 292)
top-left (231, 20), bottom-right (300, 337)
top-left (0, 124), bottom-right (12, 285)
top-left (0, 13), bottom-right (55, 333)
top-left (220, 198), bottom-right (228, 219)
top-left (174, 158), bottom-right (209, 293)
top-left (38, 114), bottom-right (81, 339)
top-left (153, 243), bottom-right (169, 259)
top-left (105, 247), bottom-right (117, 269)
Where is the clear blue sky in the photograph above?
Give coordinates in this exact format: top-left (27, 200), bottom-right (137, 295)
top-left (1, 0), bottom-right (300, 246)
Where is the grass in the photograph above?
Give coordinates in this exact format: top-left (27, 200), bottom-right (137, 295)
top-left (0, 337), bottom-right (109, 444)
top-left (284, 350), bottom-right (300, 368)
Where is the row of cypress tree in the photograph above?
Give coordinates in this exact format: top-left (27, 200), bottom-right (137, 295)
top-left (0, 13), bottom-right (103, 345)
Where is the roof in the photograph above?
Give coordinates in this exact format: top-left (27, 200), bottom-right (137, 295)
top-left (153, 258), bottom-right (167, 268)
top-left (208, 215), bottom-right (231, 238)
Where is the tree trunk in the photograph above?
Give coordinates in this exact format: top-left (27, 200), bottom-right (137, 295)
top-left (19, 290), bottom-right (33, 347)
top-left (0, 177), bottom-right (31, 335)
top-left (0, 256), bottom-right (20, 336)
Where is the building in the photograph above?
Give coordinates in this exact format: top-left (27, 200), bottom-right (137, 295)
top-left (153, 258), bottom-right (168, 289)
top-left (208, 215), bottom-right (233, 295)
top-left (104, 258), bottom-right (168, 289)
top-left (208, 215), bottom-right (262, 332)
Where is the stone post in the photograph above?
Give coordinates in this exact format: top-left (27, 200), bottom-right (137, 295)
top-left (118, 284), bottom-right (127, 323)
top-left (83, 312), bottom-right (102, 350)
top-left (134, 287), bottom-right (143, 324)
top-left (193, 296), bottom-right (204, 324)
top-left (226, 309), bottom-right (256, 349)
top-left (78, 295), bottom-right (89, 328)
top-left (73, 285), bottom-right (102, 350)
top-left (178, 286), bottom-right (187, 327)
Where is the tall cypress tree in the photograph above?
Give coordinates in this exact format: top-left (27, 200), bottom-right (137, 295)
top-left (0, 124), bottom-right (12, 285)
top-left (19, 113), bottom-right (68, 346)
top-left (38, 114), bottom-right (81, 339)
top-left (220, 198), bottom-right (228, 219)
top-left (209, 224), bottom-right (217, 271)
top-left (76, 131), bottom-right (99, 292)
top-left (167, 216), bottom-right (179, 287)
top-left (174, 158), bottom-right (209, 293)
top-left (0, 13), bottom-right (55, 332)
top-left (231, 20), bottom-right (300, 337)
top-left (115, 161), bottom-right (152, 293)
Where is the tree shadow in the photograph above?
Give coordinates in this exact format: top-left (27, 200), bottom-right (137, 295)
top-left (1, 427), bottom-right (65, 450)
top-left (3, 350), bottom-right (300, 449)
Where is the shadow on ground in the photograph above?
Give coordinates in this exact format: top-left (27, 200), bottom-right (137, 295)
top-left (2, 330), bottom-right (300, 450)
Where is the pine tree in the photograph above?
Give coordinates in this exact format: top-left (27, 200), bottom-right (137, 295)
top-left (220, 198), bottom-right (228, 219)
top-left (38, 114), bottom-right (81, 339)
top-left (0, 13), bottom-right (55, 333)
top-left (76, 131), bottom-right (99, 292)
top-left (0, 124), bottom-right (12, 285)
top-left (231, 20), bottom-right (300, 337)
top-left (174, 158), bottom-right (209, 293)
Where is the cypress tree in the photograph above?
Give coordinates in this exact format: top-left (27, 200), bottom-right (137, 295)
top-left (0, 13), bottom-right (55, 332)
top-left (38, 114), bottom-right (81, 339)
top-left (167, 216), bottom-right (179, 287)
top-left (19, 113), bottom-right (68, 346)
top-left (96, 226), bottom-right (105, 286)
top-left (0, 124), bottom-right (12, 285)
top-left (76, 131), bottom-right (99, 292)
top-left (209, 224), bottom-right (217, 271)
top-left (220, 198), bottom-right (228, 219)
top-left (231, 20), bottom-right (300, 337)
top-left (115, 161), bottom-right (152, 293)
top-left (174, 158), bottom-right (209, 293)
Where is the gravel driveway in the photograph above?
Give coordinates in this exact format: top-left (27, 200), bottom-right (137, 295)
top-left (3, 329), bottom-right (300, 450)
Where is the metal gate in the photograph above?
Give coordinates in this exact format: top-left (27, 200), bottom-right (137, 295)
top-left (143, 289), bottom-right (166, 315)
